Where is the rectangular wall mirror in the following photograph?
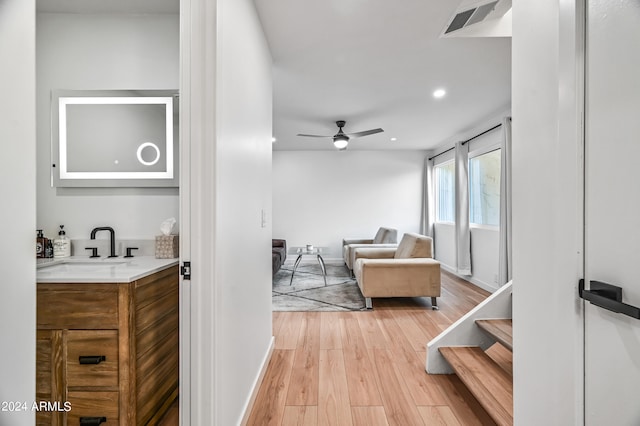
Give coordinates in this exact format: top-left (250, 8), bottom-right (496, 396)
top-left (51, 89), bottom-right (179, 187)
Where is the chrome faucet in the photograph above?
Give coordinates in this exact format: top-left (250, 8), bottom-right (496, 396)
top-left (90, 226), bottom-right (117, 258)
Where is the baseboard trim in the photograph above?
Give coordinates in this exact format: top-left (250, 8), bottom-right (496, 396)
top-left (239, 336), bottom-right (275, 426)
top-left (440, 264), bottom-right (498, 293)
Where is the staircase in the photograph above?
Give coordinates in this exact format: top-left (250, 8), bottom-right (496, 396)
top-left (426, 282), bottom-right (513, 426)
top-left (439, 319), bottom-right (513, 426)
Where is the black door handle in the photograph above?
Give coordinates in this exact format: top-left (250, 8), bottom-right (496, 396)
top-left (579, 279), bottom-right (640, 319)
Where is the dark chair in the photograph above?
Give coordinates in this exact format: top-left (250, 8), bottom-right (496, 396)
top-left (272, 239), bottom-right (287, 276)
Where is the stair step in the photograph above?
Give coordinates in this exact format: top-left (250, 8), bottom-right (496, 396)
top-left (476, 319), bottom-right (513, 351)
top-left (486, 343), bottom-right (513, 376)
top-left (439, 346), bottom-right (513, 426)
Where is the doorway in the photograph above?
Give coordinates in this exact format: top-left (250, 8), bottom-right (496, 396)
top-left (34, 2), bottom-right (182, 424)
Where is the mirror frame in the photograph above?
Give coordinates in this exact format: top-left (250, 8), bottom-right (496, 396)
top-left (51, 89), bottom-right (179, 187)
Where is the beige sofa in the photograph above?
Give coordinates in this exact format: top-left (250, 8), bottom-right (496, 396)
top-left (353, 232), bottom-right (441, 310)
top-left (342, 227), bottom-right (398, 273)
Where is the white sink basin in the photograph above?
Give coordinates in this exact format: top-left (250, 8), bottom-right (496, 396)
top-left (64, 258), bottom-right (129, 264)
top-left (36, 256), bottom-right (178, 283)
top-left (38, 262), bottom-right (128, 274)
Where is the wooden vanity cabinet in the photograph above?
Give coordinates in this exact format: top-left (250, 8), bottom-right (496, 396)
top-left (36, 266), bottom-right (178, 426)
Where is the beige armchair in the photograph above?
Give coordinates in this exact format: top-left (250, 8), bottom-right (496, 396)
top-left (353, 233), bottom-right (440, 310)
top-left (342, 227), bottom-right (398, 273)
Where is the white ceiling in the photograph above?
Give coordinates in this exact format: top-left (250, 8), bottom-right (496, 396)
top-left (254, 0), bottom-right (512, 151)
top-left (36, 0), bottom-right (511, 152)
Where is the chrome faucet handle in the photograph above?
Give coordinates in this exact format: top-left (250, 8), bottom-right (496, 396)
top-left (85, 247), bottom-right (99, 258)
top-left (124, 247), bottom-right (139, 258)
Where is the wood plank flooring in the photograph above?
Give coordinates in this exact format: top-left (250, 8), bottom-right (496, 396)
top-left (157, 271), bottom-right (496, 425)
top-left (247, 270), bottom-right (497, 426)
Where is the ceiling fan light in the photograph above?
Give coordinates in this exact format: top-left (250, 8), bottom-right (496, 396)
top-left (333, 136), bottom-right (349, 150)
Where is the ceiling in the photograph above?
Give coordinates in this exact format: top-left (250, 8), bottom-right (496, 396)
top-left (37, 0), bottom-right (511, 152)
top-left (254, 0), bottom-right (512, 151)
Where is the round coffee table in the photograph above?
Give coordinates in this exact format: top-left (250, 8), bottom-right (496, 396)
top-left (288, 246), bottom-right (328, 286)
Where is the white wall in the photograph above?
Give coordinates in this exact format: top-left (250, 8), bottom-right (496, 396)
top-left (512, 0), bottom-right (583, 424)
top-left (36, 13), bottom-right (179, 240)
top-left (0, 0), bottom-right (36, 424)
top-left (470, 227), bottom-right (500, 288)
top-left (273, 150), bottom-right (426, 260)
top-left (434, 223), bottom-right (499, 291)
top-left (216, 0), bottom-right (274, 424)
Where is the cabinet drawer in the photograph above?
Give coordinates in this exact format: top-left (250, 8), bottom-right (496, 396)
top-left (37, 285), bottom-right (119, 329)
top-left (67, 391), bottom-right (119, 426)
top-left (67, 331), bottom-right (119, 388)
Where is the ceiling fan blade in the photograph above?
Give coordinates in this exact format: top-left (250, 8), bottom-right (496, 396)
top-left (345, 128), bottom-right (384, 138)
top-left (296, 133), bottom-right (332, 138)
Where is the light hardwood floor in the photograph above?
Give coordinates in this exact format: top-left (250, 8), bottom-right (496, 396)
top-left (159, 270), bottom-right (503, 425)
top-left (247, 270), bottom-right (501, 426)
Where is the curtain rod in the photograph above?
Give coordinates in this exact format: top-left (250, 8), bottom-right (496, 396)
top-left (428, 121), bottom-right (505, 161)
top-left (462, 123), bottom-right (502, 145)
top-left (428, 146), bottom-right (455, 161)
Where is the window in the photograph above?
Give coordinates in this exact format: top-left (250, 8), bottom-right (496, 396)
top-left (469, 149), bottom-right (501, 226)
top-left (434, 161), bottom-right (455, 222)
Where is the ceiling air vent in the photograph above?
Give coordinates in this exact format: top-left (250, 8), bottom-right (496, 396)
top-left (444, 1), bottom-right (500, 34)
top-left (445, 8), bottom-right (476, 34)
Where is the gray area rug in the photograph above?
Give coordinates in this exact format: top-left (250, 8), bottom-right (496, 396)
top-left (272, 263), bottom-right (366, 311)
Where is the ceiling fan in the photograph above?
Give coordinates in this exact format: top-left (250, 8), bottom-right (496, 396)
top-left (297, 120), bottom-right (384, 150)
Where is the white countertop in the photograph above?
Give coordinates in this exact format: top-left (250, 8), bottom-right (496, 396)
top-left (37, 256), bottom-right (179, 283)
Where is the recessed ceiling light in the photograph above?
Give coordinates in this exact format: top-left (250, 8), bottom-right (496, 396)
top-left (390, 137), bottom-right (397, 141)
top-left (433, 89), bottom-right (446, 99)
top-left (271, 137), bottom-right (276, 143)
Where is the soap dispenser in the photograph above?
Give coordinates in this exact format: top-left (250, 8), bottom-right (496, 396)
top-left (36, 230), bottom-right (46, 258)
top-left (53, 225), bottom-right (71, 258)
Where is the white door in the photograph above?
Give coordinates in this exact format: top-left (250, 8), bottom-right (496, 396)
top-left (584, 1), bottom-right (640, 424)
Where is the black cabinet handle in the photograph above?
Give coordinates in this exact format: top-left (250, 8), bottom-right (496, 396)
top-left (579, 279), bottom-right (640, 319)
top-left (79, 355), bottom-right (106, 365)
top-left (79, 417), bottom-right (107, 426)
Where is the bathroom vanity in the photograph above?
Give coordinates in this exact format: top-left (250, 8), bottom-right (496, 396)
top-left (36, 258), bottom-right (179, 425)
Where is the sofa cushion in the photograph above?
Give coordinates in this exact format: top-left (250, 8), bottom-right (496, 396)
top-left (394, 233), bottom-right (433, 259)
top-left (372, 227), bottom-right (398, 244)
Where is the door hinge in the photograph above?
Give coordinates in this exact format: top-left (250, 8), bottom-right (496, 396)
top-left (180, 261), bottom-right (191, 280)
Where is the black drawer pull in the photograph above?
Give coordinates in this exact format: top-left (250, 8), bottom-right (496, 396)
top-left (79, 355), bottom-right (106, 365)
top-left (79, 417), bottom-right (107, 426)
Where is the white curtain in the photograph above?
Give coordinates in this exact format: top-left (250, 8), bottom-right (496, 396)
top-left (455, 141), bottom-right (472, 275)
top-left (498, 117), bottom-right (513, 285)
top-left (420, 156), bottom-right (435, 238)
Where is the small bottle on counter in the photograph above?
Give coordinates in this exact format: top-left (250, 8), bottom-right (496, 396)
top-left (45, 239), bottom-right (54, 258)
top-left (53, 225), bottom-right (71, 258)
top-left (36, 230), bottom-right (46, 258)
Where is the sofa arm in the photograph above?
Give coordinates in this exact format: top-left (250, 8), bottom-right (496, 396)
top-left (344, 244), bottom-right (397, 269)
top-left (343, 238), bottom-right (374, 246)
top-left (357, 258), bottom-right (440, 269)
top-left (353, 247), bottom-right (397, 260)
top-left (272, 239), bottom-right (286, 262)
